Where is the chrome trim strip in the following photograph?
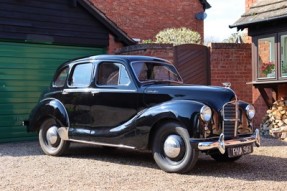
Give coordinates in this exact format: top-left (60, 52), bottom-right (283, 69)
top-left (68, 139), bottom-right (136, 149)
top-left (97, 89), bottom-right (137, 93)
top-left (62, 88), bottom-right (92, 94)
top-left (62, 88), bottom-right (136, 94)
top-left (57, 127), bottom-right (135, 149)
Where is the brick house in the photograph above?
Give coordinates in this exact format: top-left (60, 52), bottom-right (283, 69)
top-left (231, 0), bottom-right (287, 126)
top-left (89, 0), bottom-right (210, 42)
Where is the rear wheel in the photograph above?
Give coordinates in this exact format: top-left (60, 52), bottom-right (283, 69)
top-left (152, 122), bottom-right (198, 173)
top-left (39, 118), bottom-right (70, 156)
top-left (210, 152), bottom-right (242, 162)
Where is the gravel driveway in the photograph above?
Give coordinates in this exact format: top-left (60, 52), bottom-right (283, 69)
top-left (0, 137), bottom-right (286, 191)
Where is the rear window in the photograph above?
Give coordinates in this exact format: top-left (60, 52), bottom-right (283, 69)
top-left (53, 67), bottom-right (69, 87)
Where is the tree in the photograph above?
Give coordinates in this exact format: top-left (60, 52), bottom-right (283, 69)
top-left (223, 32), bottom-right (249, 43)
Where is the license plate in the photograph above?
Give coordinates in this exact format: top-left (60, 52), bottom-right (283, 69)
top-left (227, 144), bottom-right (253, 158)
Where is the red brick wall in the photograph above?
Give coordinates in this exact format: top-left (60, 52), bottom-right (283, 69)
top-left (90, 0), bottom-right (204, 42)
top-left (209, 43), bottom-right (253, 103)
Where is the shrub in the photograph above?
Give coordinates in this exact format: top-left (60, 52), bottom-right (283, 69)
top-left (142, 28), bottom-right (201, 45)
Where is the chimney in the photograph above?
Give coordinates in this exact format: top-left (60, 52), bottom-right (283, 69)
top-left (246, 0), bottom-right (257, 11)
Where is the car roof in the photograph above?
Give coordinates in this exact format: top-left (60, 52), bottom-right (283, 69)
top-left (59, 55), bottom-right (170, 69)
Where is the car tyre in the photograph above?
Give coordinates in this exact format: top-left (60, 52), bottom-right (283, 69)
top-left (39, 118), bottom-right (70, 156)
top-left (152, 122), bottom-right (198, 173)
top-left (210, 152), bottom-right (242, 162)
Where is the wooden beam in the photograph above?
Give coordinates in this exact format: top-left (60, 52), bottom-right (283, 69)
top-left (255, 84), bottom-right (279, 108)
top-left (258, 87), bottom-right (273, 108)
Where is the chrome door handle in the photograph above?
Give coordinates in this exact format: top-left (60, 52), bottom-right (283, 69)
top-left (62, 90), bottom-right (69, 95)
top-left (91, 90), bottom-right (100, 96)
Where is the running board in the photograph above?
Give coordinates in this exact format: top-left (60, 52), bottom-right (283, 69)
top-left (57, 127), bottom-right (135, 149)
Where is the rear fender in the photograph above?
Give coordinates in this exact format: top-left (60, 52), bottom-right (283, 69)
top-left (27, 98), bottom-right (69, 132)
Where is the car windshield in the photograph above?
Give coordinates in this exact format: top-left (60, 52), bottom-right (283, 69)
top-left (132, 61), bottom-right (183, 84)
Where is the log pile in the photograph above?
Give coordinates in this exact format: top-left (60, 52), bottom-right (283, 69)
top-left (261, 98), bottom-right (287, 140)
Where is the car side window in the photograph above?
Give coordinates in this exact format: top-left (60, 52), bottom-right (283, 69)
top-left (70, 63), bottom-right (93, 87)
top-left (97, 62), bottom-right (131, 86)
top-left (53, 67), bottom-right (69, 87)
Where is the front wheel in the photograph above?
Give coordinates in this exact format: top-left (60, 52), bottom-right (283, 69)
top-left (152, 122), bottom-right (198, 173)
top-left (39, 118), bottom-right (70, 156)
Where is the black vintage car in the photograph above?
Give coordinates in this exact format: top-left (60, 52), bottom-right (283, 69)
top-left (24, 55), bottom-right (260, 173)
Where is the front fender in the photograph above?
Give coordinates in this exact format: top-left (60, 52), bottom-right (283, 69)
top-left (26, 98), bottom-right (69, 132)
top-left (137, 100), bottom-right (205, 133)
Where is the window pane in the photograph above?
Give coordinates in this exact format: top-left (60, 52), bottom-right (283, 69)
top-left (71, 63), bottom-right (93, 87)
top-left (281, 35), bottom-right (287, 77)
top-left (118, 64), bottom-right (131, 85)
top-left (53, 67), bottom-right (68, 87)
top-left (258, 37), bottom-right (275, 78)
top-left (97, 63), bottom-right (130, 86)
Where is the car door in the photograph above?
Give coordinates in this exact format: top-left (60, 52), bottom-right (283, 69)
top-left (59, 62), bottom-right (96, 131)
top-left (90, 61), bottom-right (139, 129)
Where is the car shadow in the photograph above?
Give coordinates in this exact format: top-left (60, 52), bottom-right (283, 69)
top-left (67, 144), bottom-right (157, 169)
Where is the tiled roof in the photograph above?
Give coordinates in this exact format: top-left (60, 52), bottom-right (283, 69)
top-left (230, 0), bottom-right (287, 29)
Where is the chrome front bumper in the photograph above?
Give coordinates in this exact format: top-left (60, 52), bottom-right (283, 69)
top-left (191, 129), bottom-right (261, 154)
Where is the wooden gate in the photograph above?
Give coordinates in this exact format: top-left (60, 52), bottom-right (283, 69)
top-left (174, 44), bottom-right (210, 85)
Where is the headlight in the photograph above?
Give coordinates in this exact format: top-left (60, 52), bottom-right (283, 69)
top-left (200, 105), bottom-right (212, 122)
top-left (245, 105), bottom-right (255, 119)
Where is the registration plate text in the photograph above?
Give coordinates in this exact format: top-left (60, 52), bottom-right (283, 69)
top-left (228, 144), bottom-right (253, 158)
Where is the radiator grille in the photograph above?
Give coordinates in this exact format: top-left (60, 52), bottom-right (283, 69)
top-left (221, 102), bottom-right (238, 137)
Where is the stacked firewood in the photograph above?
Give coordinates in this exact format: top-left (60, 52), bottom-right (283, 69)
top-left (261, 98), bottom-right (287, 140)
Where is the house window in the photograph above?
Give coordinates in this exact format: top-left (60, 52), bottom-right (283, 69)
top-left (280, 34), bottom-right (287, 77)
top-left (257, 36), bottom-right (275, 79)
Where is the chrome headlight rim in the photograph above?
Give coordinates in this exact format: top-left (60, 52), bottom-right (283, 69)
top-left (200, 105), bottom-right (212, 122)
top-left (245, 104), bottom-right (255, 119)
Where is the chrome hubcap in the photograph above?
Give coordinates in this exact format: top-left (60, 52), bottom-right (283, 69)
top-left (46, 126), bottom-right (59, 145)
top-left (163, 135), bottom-right (183, 158)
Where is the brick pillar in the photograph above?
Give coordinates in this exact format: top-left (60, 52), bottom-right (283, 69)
top-left (209, 43), bottom-right (252, 103)
top-left (107, 34), bottom-right (124, 54)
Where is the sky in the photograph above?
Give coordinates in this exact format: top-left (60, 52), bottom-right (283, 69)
top-left (204, 0), bottom-right (245, 42)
